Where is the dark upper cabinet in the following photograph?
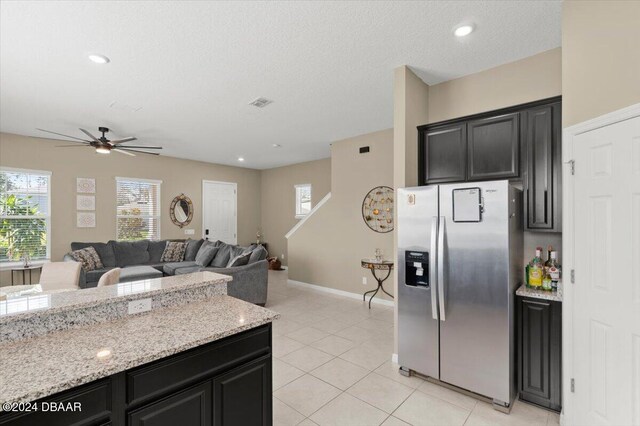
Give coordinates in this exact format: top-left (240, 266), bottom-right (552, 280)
top-left (128, 381), bottom-right (212, 426)
top-left (467, 113), bottom-right (520, 181)
top-left (524, 103), bottom-right (562, 232)
top-left (518, 297), bottom-right (562, 412)
top-left (213, 355), bottom-right (271, 426)
top-left (420, 123), bottom-right (467, 184)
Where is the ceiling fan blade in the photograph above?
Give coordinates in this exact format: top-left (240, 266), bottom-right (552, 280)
top-left (36, 128), bottom-right (90, 142)
top-left (113, 148), bottom-right (136, 157)
top-left (79, 128), bottom-right (100, 142)
top-left (116, 145), bottom-right (162, 149)
top-left (109, 137), bottom-right (137, 145)
top-left (56, 144), bottom-right (90, 147)
top-left (119, 148), bottom-right (160, 156)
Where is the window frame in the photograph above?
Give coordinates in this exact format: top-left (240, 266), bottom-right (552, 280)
top-left (0, 167), bottom-right (52, 268)
top-left (294, 183), bottom-right (312, 219)
top-left (115, 177), bottom-right (162, 241)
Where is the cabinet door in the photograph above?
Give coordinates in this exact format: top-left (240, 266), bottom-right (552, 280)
top-left (467, 113), bottom-right (520, 180)
top-left (128, 381), bottom-right (212, 426)
top-left (213, 355), bottom-right (271, 426)
top-left (420, 124), bottom-right (467, 184)
top-left (525, 104), bottom-right (561, 231)
top-left (518, 297), bottom-right (562, 412)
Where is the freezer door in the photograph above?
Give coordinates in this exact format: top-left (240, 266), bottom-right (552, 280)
top-left (397, 186), bottom-right (439, 379)
top-left (438, 180), bottom-right (516, 404)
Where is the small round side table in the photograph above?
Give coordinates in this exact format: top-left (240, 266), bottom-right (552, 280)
top-left (10, 265), bottom-right (42, 286)
top-left (361, 259), bottom-right (394, 309)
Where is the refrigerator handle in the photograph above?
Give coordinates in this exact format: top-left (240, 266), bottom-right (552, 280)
top-left (438, 216), bottom-right (446, 321)
top-left (430, 216), bottom-right (438, 320)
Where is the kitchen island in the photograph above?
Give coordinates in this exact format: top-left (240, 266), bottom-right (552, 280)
top-left (0, 272), bottom-right (279, 425)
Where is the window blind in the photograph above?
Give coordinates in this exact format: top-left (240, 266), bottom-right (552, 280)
top-left (116, 178), bottom-right (161, 241)
top-left (0, 169), bottom-right (51, 262)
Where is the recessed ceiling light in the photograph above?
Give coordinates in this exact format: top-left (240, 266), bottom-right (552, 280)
top-left (454, 24), bottom-right (475, 37)
top-left (88, 54), bottom-right (110, 64)
top-left (272, 144), bottom-right (282, 148)
top-left (238, 157), bottom-right (245, 162)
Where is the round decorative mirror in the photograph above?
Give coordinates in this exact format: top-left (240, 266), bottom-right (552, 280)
top-left (170, 194), bottom-right (193, 228)
top-left (362, 186), bottom-right (394, 233)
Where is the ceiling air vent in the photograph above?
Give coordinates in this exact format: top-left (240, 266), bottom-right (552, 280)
top-left (249, 97), bottom-right (274, 108)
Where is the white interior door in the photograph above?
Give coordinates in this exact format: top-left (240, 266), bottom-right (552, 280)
top-left (573, 115), bottom-right (640, 426)
top-left (202, 180), bottom-right (237, 244)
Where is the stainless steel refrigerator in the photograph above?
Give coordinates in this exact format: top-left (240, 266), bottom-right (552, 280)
top-left (397, 180), bottom-right (522, 409)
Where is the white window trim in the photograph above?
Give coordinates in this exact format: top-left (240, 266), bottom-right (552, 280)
top-left (0, 167), bottom-right (52, 265)
top-left (294, 183), bottom-right (312, 219)
top-left (115, 177), bottom-right (162, 240)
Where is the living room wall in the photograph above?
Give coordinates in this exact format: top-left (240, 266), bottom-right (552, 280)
top-left (287, 129), bottom-right (394, 300)
top-left (0, 132), bottom-right (261, 283)
top-left (260, 158), bottom-right (331, 266)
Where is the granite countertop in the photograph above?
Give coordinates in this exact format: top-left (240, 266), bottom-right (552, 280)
top-left (516, 280), bottom-right (563, 302)
top-left (0, 295), bottom-right (279, 406)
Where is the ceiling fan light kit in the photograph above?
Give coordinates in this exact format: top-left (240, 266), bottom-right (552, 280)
top-left (37, 126), bottom-right (162, 157)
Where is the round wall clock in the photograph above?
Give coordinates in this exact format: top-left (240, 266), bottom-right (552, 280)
top-left (362, 186), bottom-right (394, 233)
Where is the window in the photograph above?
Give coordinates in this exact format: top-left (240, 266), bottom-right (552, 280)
top-left (295, 184), bottom-right (312, 218)
top-left (0, 168), bottom-right (51, 264)
top-left (116, 177), bottom-right (161, 241)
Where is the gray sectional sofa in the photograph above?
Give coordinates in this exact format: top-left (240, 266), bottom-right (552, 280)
top-left (63, 239), bottom-right (269, 305)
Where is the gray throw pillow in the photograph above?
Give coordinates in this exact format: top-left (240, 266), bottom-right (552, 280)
top-left (227, 252), bottom-right (251, 268)
top-left (184, 239), bottom-right (205, 261)
top-left (195, 244), bottom-right (219, 267)
top-left (210, 243), bottom-right (233, 268)
top-left (160, 241), bottom-right (187, 262)
top-left (248, 245), bottom-right (268, 264)
top-left (69, 246), bottom-right (104, 271)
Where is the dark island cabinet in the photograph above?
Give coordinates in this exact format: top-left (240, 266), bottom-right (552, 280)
top-left (518, 297), bottom-right (562, 412)
top-left (467, 112), bottom-right (520, 181)
top-left (524, 102), bottom-right (562, 232)
top-left (419, 123), bottom-right (467, 184)
top-left (0, 324), bottom-right (273, 426)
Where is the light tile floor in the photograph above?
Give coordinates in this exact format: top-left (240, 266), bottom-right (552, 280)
top-left (266, 270), bottom-right (559, 426)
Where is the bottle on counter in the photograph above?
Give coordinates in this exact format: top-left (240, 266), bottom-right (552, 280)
top-left (545, 249), bottom-right (561, 291)
top-left (528, 247), bottom-right (544, 288)
top-left (542, 270), bottom-right (553, 291)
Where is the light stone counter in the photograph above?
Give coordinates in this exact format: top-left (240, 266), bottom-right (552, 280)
top-left (516, 280), bottom-right (563, 302)
top-left (0, 294), bottom-right (279, 406)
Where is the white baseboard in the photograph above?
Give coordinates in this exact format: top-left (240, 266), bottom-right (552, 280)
top-left (287, 279), bottom-right (394, 307)
top-left (392, 353), bottom-right (398, 364)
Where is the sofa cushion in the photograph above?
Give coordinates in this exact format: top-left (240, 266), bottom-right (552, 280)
top-left (160, 241), bottom-right (187, 262)
top-left (174, 266), bottom-right (204, 275)
top-left (184, 239), bottom-right (205, 261)
top-left (163, 261), bottom-right (198, 276)
top-left (195, 243), bottom-right (219, 267)
top-left (120, 265), bottom-right (163, 282)
top-left (143, 262), bottom-right (166, 272)
top-left (248, 245), bottom-right (268, 264)
top-left (148, 240), bottom-right (168, 263)
top-left (69, 246), bottom-right (104, 271)
top-left (227, 251), bottom-right (251, 268)
top-left (111, 240), bottom-right (150, 267)
top-left (86, 267), bottom-right (114, 285)
top-left (71, 242), bottom-right (116, 267)
top-left (210, 242), bottom-right (233, 268)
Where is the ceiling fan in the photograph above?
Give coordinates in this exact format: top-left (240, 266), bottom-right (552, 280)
top-left (36, 126), bottom-right (162, 156)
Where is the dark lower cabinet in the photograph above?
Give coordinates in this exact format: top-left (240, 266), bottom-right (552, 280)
top-left (0, 324), bottom-right (273, 426)
top-left (518, 297), bottom-right (562, 412)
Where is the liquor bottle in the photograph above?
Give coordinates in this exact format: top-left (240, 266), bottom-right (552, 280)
top-left (542, 270), bottom-right (553, 291)
top-left (528, 247), bottom-right (544, 288)
top-left (545, 250), bottom-right (561, 290)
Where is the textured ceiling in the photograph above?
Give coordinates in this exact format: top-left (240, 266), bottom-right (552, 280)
top-left (0, 1), bottom-right (561, 169)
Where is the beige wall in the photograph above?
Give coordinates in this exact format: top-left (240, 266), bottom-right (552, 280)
top-left (562, 1), bottom-right (640, 127)
top-left (0, 132), bottom-right (261, 283)
top-left (428, 48), bottom-right (562, 124)
top-left (260, 158), bottom-right (331, 265)
top-left (288, 129), bottom-right (394, 299)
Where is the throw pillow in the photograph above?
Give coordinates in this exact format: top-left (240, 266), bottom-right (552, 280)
top-left (184, 239), bottom-right (205, 261)
top-left (210, 242), bottom-right (233, 268)
top-left (195, 243), bottom-right (219, 267)
top-left (227, 252), bottom-right (251, 268)
top-left (69, 246), bottom-right (104, 271)
top-left (160, 241), bottom-right (187, 262)
top-left (248, 245), bottom-right (268, 264)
